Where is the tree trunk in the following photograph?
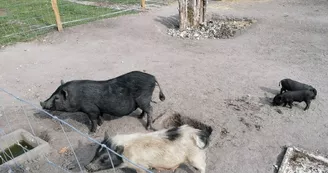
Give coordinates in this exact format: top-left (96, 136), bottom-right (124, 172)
top-left (179, 0), bottom-right (207, 31)
top-left (178, 0), bottom-right (188, 31)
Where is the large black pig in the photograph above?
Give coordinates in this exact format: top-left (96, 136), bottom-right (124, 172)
top-left (40, 71), bottom-right (165, 133)
top-left (279, 78), bottom-right (317, 99)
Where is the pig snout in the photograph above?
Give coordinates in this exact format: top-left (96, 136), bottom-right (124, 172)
top-left (40, 99), bottom-right (53, 110)
top-left (40, 101), bottom-right (45, 108)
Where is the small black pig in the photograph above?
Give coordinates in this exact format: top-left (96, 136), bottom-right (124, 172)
top-left (279, 78), bottom-right (317, 99)
top-left (272, 90), bottom-right (315, 111)
top-left (40, 71), bottom-right (165, 133)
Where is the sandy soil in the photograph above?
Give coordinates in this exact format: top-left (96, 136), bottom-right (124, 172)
top-left (1, 0), bottom-right (328, 172)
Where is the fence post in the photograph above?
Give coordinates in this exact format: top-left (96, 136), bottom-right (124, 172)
top-left (51, 0), bottom-right (63, 32)
top-left (141, 0), bottom-right (146, 9)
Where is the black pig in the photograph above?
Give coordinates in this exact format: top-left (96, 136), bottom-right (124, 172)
top-left (40, 71), bottom-right (165, 133)
top-left (279, 78), bottom-right (317, 99)
top-left (85, 132), bottom-right (124, 172)
top-left (272, 90), bottom-right (315, 111)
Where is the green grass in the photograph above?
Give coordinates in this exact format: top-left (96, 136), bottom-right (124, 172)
top-left (0, 0), bottom-right (138, 46)
top-left (90, 0), bottom-right (140, 5)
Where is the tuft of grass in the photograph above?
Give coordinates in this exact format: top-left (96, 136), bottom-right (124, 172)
top-left (0, 0), bottom-right (138, 46)
top-left (90, 0), bottom-right (140, 5)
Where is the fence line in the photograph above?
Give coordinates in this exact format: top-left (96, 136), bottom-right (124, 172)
top-left (0, 0), bottom-right (170, 46)
top-left (0, 87), bottom-right (154, 173)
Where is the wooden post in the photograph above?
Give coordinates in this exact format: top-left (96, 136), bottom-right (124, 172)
top-left (51, 0), bottom-right (63, 32)
top-left (141, 0), bottom-right (146, 9)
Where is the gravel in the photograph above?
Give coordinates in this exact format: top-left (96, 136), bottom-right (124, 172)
top-left (167, 17), bottom-right (256, 39)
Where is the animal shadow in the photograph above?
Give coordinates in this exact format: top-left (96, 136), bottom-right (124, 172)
top-left (69, 141), bottom-right (98, 172)
top-left (259, 86), bottom-right (280, 95)
top-left (259, 96), bottom-right (273, 106)
top-left (274, 146), bottom-right (288, 173)
top-left (154, 15), bottom-right (179, 29)
top-left (34, 110), bottom-right (90, 127)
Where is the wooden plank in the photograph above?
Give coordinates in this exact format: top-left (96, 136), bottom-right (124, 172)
top-left (51, 0), bottom-right (63, 32)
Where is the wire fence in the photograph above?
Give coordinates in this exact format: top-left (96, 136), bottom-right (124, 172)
top-left (0, 0), bottom-right (172, 47)
top-left (0, 87), bottom-right (154, 173)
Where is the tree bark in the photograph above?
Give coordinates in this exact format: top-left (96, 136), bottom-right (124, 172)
top-left (178, 0), bottom-right (188, 31)
top-left (179, 0), bottom-right (207, 30)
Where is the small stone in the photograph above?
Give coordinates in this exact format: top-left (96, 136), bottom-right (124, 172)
top-left (25, 167), bottom-right (30, 171)
top-left (34, 165), bottom-right (40, 170)
top-left (276, 109), bottom-right (283, 114)
top-left (194, 32), bottom-right (200, 37)
top-left (179, 31), bottom-right (187, 38)
top-left (67, 163), bottom-right (76, 170)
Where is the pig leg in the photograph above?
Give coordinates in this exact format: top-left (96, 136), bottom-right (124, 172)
top-left (82, 106), bottom-right (101, 133)
top-left (283, 102), bottom-right (287, 107)
top-left (304, 100), bottom-right (311, 111)
top-left (280, 88), bottom-right (285, 94)
top-left (97, 115), bottom-right (104, 126)
top-left (144, 106), bottom-right (155, 131)
top-left (188, 151), bottom-right (206, 173)
top-left (138, 110), bottom-right (146, 119)
top-left (136, 95), bottom-right (156, 131)
top-left (288, 101), bottom-right (293, 109)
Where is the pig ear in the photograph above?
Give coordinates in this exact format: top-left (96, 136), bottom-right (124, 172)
top-left (60, 80), bottom-right (65, 85)
top-left (61, 89), bottom-right (68, 100)
top-left (104, 131), bottom-right (109, 141)
top-left (115, 145), bottom-right (124, 155)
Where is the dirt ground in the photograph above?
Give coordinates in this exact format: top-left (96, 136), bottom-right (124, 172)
top-left (1, 0), bottom-right (328, 172)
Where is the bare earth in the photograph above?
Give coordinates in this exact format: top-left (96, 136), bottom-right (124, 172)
top-left (1, 0), bottom-right (328, 172)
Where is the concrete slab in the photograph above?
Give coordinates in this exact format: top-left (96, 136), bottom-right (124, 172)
top-left (278, 146), bottom-right (328, 173)
top-left (0, 129), bottom-right (51, 168)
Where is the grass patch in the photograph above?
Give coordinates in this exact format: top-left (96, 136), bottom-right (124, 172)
top-left (0, 0), bottom-right (138, 46)
top-left (90, 0), bottom-right (140, 5)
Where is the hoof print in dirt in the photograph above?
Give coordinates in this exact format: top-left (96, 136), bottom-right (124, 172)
top-left (225, 95), bottom-right (262, 112)
top-left (220, 128), bottom-right (229, 139)
top-left (239, 117), bottom-right (262, 132)
top-left (167, 16), bottom-right (255, 40)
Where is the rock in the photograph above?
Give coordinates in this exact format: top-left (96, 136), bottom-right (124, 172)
top-left (179, 31), bottom-right (187, 38)
top-left (168, 17), bottom-right (253, 40)
top-left (67, 163), bottom-right (76, 170)
top-left (34, 165), bottom-right (40, 170)
top-left (276, 109), bottom-right (283, 114)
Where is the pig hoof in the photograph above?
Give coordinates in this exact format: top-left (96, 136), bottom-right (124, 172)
top-left (97, 121), bottom-right (103, 126)
top-left (90, 128), bottom-right (97, 133)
